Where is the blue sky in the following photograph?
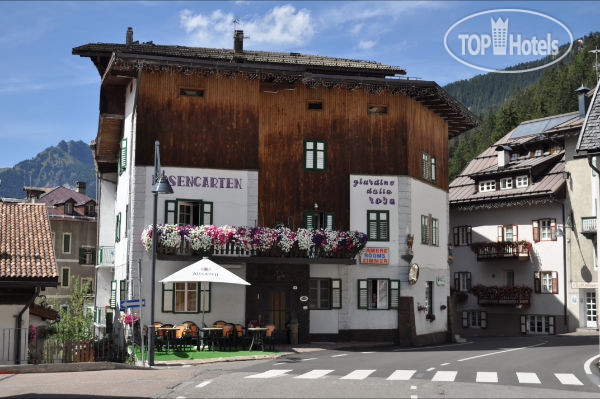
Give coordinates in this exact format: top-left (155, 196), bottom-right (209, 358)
top-left (0, 1), bottom-right (598, 168)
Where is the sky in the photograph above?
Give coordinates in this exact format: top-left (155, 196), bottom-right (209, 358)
top-left (0, 1), bottom-right (598, 168)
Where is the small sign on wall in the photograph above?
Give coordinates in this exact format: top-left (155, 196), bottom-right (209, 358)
top-left (360, 247), bottom-right (389, 264)
top-left (436, 276), bottom-right (446, 286)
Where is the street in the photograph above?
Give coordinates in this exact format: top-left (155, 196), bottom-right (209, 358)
top-left (2, 335), bottom-right (600, 398)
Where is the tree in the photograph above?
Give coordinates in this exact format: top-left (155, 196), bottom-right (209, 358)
top-left (51, 276), bottom-right (94, 340)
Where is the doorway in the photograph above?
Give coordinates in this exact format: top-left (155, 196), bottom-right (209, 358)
top-left (586, 291), bottom-right (597, 328)
top-left (246, 284), bottom-right (292, 343)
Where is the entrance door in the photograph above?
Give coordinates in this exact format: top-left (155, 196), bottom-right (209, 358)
top-left (267, 289), bottom-right (287, 341)
top-left (586, 291), bottom-right (597, 328)
top-left (246, 284), bottom-right (291, 343)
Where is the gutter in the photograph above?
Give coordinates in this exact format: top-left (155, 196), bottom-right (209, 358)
top-left (562, 204), bottom-right (568, 328)
top-left (14, 286), bottom-right (40, 364)
top-left (588, 155), bottom-right (600, 176)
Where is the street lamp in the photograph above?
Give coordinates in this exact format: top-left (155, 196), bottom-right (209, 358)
top-left (149, 141), bottom-right (173, 367)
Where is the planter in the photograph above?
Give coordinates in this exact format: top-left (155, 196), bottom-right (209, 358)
top-left (158, 246), bottom-right (177, 255)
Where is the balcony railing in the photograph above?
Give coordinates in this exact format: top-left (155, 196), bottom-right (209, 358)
top-left (470, 285), bottom-right (532, 307)
top-left (581, 217), bottom-right (597, 237)
top-left (471, 241), bottom-right (531, 261)
top-left (96, 246), bottom-right (115, 267)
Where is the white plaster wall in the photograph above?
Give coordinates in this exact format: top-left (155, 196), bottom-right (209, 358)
top-left (0, 306), bottom-right (28, 364)
top-left (98, 176), bottom-right (116, 248)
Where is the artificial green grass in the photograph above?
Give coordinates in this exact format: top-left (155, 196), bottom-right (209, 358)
top-left (134, 346), bottom-right (279, 362)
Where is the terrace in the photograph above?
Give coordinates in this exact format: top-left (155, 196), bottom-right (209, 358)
top-left (470, 241), bottom-right (532, 261)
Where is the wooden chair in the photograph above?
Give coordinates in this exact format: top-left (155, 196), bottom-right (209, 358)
top-left (158, 323), bottom-right (174, 352)
top-left (218, 324), bottom-right (235, 351)
top-left (213, 320), bottom-right (226, 327)
top-left (234, 324), bottom-right (248, 349)
top-left (265, 324), bottom-right (276, 352)
top-left (174, 324), bottom-right (187, 351)
top-left (183, 321), bottom-right (200, 349)
top-left (152, 322), bottom-right (163, 351)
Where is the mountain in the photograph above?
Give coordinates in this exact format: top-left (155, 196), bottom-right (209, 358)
top-left (447, 33), bottom-right (600, 180)
top-left (0, 140), bottom-right (96, 199)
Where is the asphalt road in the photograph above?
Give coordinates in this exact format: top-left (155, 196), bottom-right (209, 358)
top-left (2, 335), bottom-right (600, 398)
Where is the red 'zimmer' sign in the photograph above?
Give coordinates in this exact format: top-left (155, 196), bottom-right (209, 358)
top-left (360, 248), bottom-right (389, 264)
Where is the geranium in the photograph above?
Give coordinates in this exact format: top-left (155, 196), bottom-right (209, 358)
top-left (276, 227), bottom-right (296, 253)
top-left (252, 227), bottom-right (278, 252)
top-left (119, 313), bottom-right (139, 325)
top-left (186, 225), bottom-right (213, 252)
top-left (233, 226), bottom-right (254, 252)
top-left (141, 225), bottom-right (153, 250)
top-left (296, 228), bottom-right (314, 250)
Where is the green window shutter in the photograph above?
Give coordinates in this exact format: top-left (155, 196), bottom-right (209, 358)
top-left (202, 202), bottom-right (213, 225)
top-left (325, 212), bottom-right (335, 230)
top-left (421, 215), bottom-right (429, 244)
top-left (331, 279), bottom-right (342, 309)
top-left (315, 141), bottom-right (326, 170)
top-left (119, 138), bottom-right (127, 175)
top-left (162, 282), bottom-right (174, 312)
top-left (379, 211), bottom-right (389, 241)
top-left (61, 268), bottom-right (70, 287)
top-left (389, 280), bottom-right (400, 309)
top-left (119, 280), bottom-right (127, 304)
top-left (304, 140), bottom-right (314, 170)
top-left (165, 200), bottom-right (177, 224)
top-left (125, 205), bottom-right (129, 238)
top-left (431, 156), bottom-right (437, 182)
top-left (115, 213), bottom-right (121, 243)
top-left (422, 152), bottom-right (429, 179)
top-left (303, 211), bottom-right (316, 229)
top-left (367, 211), bottom-right (389, 241)
top-left (110, 280), bottom-right (117, 309)
top-left (91, 247), bottom-right (97, 265)
top-left (78, 247), bottom-right (85, 264)
top-left (358, 279), bottom-right (368, 309)
top-left (304, 140), bottom-right (327, 171)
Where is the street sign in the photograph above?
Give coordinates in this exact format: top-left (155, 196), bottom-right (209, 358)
top-left (120, 299), bottom-right (146, 309)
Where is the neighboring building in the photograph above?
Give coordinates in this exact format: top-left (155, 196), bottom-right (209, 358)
top-left (24, 183), bottom-right (97, 313)
top-left (450, 99), bottom-right (587, 336)
top-left (0, 202), bottom-right (58, 364)
top-left (73, 28), bottom-right (477, 344)
top-left (575, 83), bottom-right (600, 329)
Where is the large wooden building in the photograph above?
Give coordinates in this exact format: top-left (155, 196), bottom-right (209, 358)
top-left (74, 28), bottom-right (477, 344)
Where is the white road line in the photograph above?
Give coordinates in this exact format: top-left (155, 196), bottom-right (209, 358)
top-left (426, 367), bottom-right (436, 372)
top-left (387, 370), bottom-right (417, 380)
top-left (584, 354), bottom-right (600, 374)
top-left (516, 372), bottom-right (541, 384)
top-left (476, 372), bottom-right (498, 383)
top-left (245, 369), bottom-right (292, 379)
top-left (440, 363), bottom-right (450, 366)
top-left (331, 354), bottom-right (348, 358)
top-left (393, 342), bottom-right (473, 351)
top-left (410, 385), bottom-right (417, 390)
top-left (295, 369), bottom-right (334, 379)
top-left (361, 351), bottom-right (375, 354)
top-left (410, 395), bottom-right (417, 399)
top-left (195, 381), bottom-right (212, 388)
top-left (273, 362), bottom-right (285, 365)
top-left (301, 357), bottom-right (318, 361)
top-left (457, 341), bottom-right (547, 362)
top-left (431, 371), bottom-right (457, 382)
top-left (340, 370), bottom-right (376, 380)
top-left (555, 373), bottom-right (584, 385)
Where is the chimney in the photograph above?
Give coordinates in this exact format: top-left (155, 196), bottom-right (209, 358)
top-left (495, 145), bottom-right (512, 168)
top-left (126, 27), bottom-right (133, 45)
top-left (76, 181), bottom-right (86, 195)
top-left (234, 30), bottom-right (244, 54)
top-left (576, 85), bottom-right (591, 118)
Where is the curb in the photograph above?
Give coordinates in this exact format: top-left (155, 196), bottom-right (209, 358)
top-left (153, 352), bottom-right (289, 367)
top-left (0, 362), bottom-right (145, 374)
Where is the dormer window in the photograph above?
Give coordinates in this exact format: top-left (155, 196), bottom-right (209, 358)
top-left (511, 153), bottom-right (518, 161)
top-left (534, 149), bottom-right (542, 157)
top-left (551, 144), bottom-right (562, 154)
top-left (64, 202), bottom-right (73, 215)
top-left (479, 180), bottom-right (496, 192)
top-left (500, 177), bottom-right (513, 190)
top-left (516, 175), bottom-right (529, 188)
top-left (85, 203), bottom-right (95, 217)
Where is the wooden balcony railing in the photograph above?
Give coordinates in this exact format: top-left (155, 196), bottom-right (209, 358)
top-left (470, 285), bottom-right (532, 307)
top-left (581, 217), bottom-right (597, 237)
top-left (471, 241), bottom-right (531, 261)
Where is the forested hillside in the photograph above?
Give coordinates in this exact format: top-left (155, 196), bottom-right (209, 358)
top-left (447, 33), bottom-right (600, 180)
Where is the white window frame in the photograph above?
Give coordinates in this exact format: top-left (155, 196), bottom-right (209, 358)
top-left (479, 180), bottom-right (496, 192)
top-left (527, 315), bottom-right (549, 334)
top-left (369, 279), bottom-right (390, 310)
top-left (432, 218), bottom-right (439, 246)
top-left (61, 267), bottom-right (70, 287)
top-left (62, 233), bottom-right (72, 254)
top-left (500, 177), bottom-right (513, 190)
top-left (304, 140), bottom-right (326, 171)
top-left (541, 271), bottom-right (553, 293)
top-left (458, 272), bottom-right (470, 292)
top-left (540, 219), bottom-right (552, 240)
top-left (425, 281), bottom-right (433, 315)
top-left (468, 310), bottom-right (483, 328)
top-left (516, 175), bottom-right (529, 188)
top-left (504, 225), bottom-right (515, 242)
top-left (85, 203), bottom-right (95, 216)
top-left (456, 226), bottom-right (471, 246)
top-left (534, 149), bottom-right (542, 157)
top-left (64, 202), bottom-right (73, 215)
top-left (309, 278), bottom-right (331, 310)
top-left (174, 282), bottom-right (198, 313)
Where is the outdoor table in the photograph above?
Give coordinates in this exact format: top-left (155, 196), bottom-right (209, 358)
top-left (247, 327), bottom-right (268, 351)
top-left (158, 327), bottom-right (178, 353)
top-left (199, 327), bottom-right (223, 351)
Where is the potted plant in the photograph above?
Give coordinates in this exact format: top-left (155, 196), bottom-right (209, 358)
top-left (426, 313), bottom-right (436, 322)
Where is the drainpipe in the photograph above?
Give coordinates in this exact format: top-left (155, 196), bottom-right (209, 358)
top-left (562, 203), bottom-right (568, 329)
top-left (589, 155), bottom-right (600, 353)
top-left (14, 286), bottom-right (40, 364)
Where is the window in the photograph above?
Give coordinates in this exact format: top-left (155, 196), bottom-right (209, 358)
top-left (357, 279), bottom-right (400, 310)
top-left (500, 177), bottom-right (513, 190)
top-left (368, 104), bottom-right (388, 114)
top-left (52, 232), bottom-right (55, 248)
top-left (506, 270), bottom-right (515, 287)
top-left (62, 233), bottom-right (71, 254)
top-left (479, 180), bottom-right (496, 192)
top-left (551, 144), bottom-right (562, 154)
top-left (533, 219), bottom-right (556, 242)
top-left (60, 304), bottom-right (69, 313)
top-left (516, 175), bottom-right (528, 188)
top-left (511, 153), bottom-right (518, 161)
top-left (431, 156), bottom-right (437, 183)
top-left (79, 247), bottom-right (96, 265)
top-left (115, 212), bottom-right (121, 243)
top-left (421, 215), bottom-right (429, 244)
top-left (594, 238), bottom-right (598, 270)
top-left (425, 281), bottom-right (433, 315)
top-left (85, 203), bottom-right (95, 216)
top-left (534, 271), bottom-right (558, 294)
top-left (125, 205), bottom-right (129, 238)
top-left (64, 202), bottom-right (73, 215)
top-left (162, 282), bottom-right (211, 313)
top-left (119, 138), bottom-right (127, 175)
top-left (522, 315), bottom-right (555, 334)
top-left (422, 214), bottom-right (438, 246)
top-left (454, 272), bottom-right (471, 292)
top-left (497, 225), bottom-right (518, 242)
top-left (462, 310), bottom-right (487, 329)
top-left (180, 88), bottom-right (204, 97)
top-left (119, 280), bottom-right (127, 302)
top-left (304, 140), bottom-right (326, 171)
top-left (309, 279), bottom-right (342, 310)
top-left (110, 280), bottom-right (117, 309)
top-left (453, 226), bottom-right (472, 246)
top-left (307, 101), bottom-right (323, 110)
top-left (422, 153), bottom-right (429, 180)
top-left (81, 278), bottom-right (93, 295)
top-left (367, 210), bottom-right (389, 241)
top-left (534, 149), bottom-right (542, 157)
top-left (432, 218), bottom-right (439, 246)
top-left (304, 210), bottom-right (335, 230)
top-left (61, 267), bottom-right (70, 287)
top-left (165, 199), bottom-right (213, 226)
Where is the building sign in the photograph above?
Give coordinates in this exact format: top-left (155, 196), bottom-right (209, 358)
top-left (436, 276), bottom-right (446, 286)
top-left (571, 282), bottom-right (599, 289)
top-left (360, 247), bottom-right (389, 264)
top-left (352, 177), bottom-right (396, 205)
top-left (152, 174), bottom-right (243, 189)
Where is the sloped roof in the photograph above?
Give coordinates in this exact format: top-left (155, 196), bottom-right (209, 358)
top-left (39, 186), bottom-right (96, 207)
top-left (510, 112), bottom-right (579, 139)
top-left (577, 84), bottom-right (600, 154)
top-left (0, 203), bottom-right (58, 282)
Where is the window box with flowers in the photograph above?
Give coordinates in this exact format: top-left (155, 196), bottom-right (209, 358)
top-left (425, 313), bottom-right (436, 322)
top-left (469, 284), bottom-right (532, 306)
top-left (470, 240), bottom-right (532, 261)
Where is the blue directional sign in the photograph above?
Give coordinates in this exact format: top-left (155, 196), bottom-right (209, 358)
top-left (119, 299), bottom-right (146, 309)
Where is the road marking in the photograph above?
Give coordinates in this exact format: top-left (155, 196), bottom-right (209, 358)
top-left (431, 371), bottom-right (457, 382)
top-left (273, 362), bottom-right (285, 365)
top-left (516, 372), bottom-right (541, 384)
top-left (393, 342), bottom-right (473, 351)
top-left (457, 341), bottom-right (547, 362)
top-left (440, 363), bottom-right (450, 366)
top-left (361, 351), bottom-right (375, 354)
top-left (476, 372), bottom-right (498, 383)
top-left (426, 367), bottom-right (436, 372)
top-left (245, 369), bottom-right (292, 379)
top-left (295, 369), bottom-right (334, 379)
top-left (182, 365), bottom-right (191, 368)
top-left (340, 370), bottom-right (376, 380)
top-left (410, 385), bottom-right (417, 390)
top-left (555, 373), bottom-right (584, 385)
top-left (331, 354), bottom-right (348, 358)
top-left (584, 354), bottom-right (600, 374)
top-left (195, 381), bottom-right (212, 388)
top-left (301, 357), bottom-right (317, 361)
top-left (410, 396), bottom-right (417, 399)
top-left (387, 370), bottom-right (416, 380)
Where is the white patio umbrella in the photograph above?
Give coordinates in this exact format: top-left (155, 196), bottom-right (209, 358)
top-left (159, 257), bottom-right (250, 326)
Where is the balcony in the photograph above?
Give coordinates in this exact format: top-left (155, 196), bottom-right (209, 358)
top-left (581, 217), bottom-right (597, 238)
top-left (96, 246), bottom-right (115, 267)
top-left (471, 241), bottom-right (531, 261)
top-left (470, 285), bottom-right (532, 307)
